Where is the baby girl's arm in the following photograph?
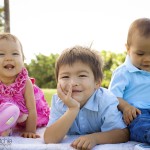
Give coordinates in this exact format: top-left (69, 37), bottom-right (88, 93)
top-left (21, 79), bottom-right (40, 138)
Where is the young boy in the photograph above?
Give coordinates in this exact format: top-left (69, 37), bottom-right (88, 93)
top-left (109, 18), bottom-right (150, 144)
top-left (44, 46), bottom-right (129, 149)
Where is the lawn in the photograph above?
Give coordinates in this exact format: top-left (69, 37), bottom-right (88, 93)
top-left (41, 89), bottom-right (57, 106)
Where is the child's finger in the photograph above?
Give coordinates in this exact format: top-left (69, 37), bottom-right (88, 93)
top-left (57, 83), bottom-right (62, 93)
top-left (123, 114), bottom-right (132, 125)
top-left (31, 134), bottom-right (40, 138)
top-left (57, 83), bottom-right (65, 98)
top-left (34, 134), bottom-right (40, 138)
top-left (66, 84), bottom-right (72, 99)
top-left (82, 141), bottom-right (90, 150)
top-left (136, 109), bottom-right (141, 115)
top-left (21, 132), bottom-right (40, 138)
top-left (132, 110), bottom-right (137, 118)
top-left (128, 111), bottom-right (134, 121)
top-left (71, 139), bottom-right (80, 149)
top-left (124, 117), bottom-right (130, 125)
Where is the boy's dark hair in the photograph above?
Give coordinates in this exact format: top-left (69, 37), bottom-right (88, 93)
top-left (0, 33), bottom-right (25, 60)
top-left (55, 45), bottom-right (103, 82)
top-left (127, 18), bottom-right (150, 47)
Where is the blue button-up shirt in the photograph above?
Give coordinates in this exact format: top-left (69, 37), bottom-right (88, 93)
top-left (48, 87), bottom-right (126, 135)
top-left (109, 55), bottom-right (150, 109)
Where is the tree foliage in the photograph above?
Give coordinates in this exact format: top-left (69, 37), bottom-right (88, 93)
top-left (26, 53), bottom-right (59, 88)
top-left (101, 50), bottom-right (126, 88)
top-left (26, 51), bottom-right (126, 88)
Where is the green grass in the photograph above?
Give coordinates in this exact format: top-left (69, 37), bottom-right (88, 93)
top-left (42, 89), bottom-right (57, 106)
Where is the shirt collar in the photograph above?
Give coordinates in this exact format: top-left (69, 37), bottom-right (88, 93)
top-left (124, 55), bottom-right (150, 76)
top-left (82, 90), bottom-right (99, 112)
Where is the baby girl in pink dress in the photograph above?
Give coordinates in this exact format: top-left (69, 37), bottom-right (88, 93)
top-left (0, 33), bottom-right (50, 138)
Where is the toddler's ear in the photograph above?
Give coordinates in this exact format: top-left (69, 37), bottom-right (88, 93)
top-left (95, 80), bottom-right (101, 89)
top-left (125, 44), bottom-right (130, 53)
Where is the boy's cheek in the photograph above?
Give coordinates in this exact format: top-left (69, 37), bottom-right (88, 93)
top-left (58, 81), bottom-right (68, 93)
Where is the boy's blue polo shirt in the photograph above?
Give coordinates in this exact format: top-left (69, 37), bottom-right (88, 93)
top-left (48, 87), bottom-right (126, 135)
top-left (109, 55), bottom-right (150, 109)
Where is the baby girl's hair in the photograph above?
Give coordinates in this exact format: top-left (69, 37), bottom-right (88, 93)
top-left (127, 18), bottom-right (150, 47)
top-left (0, 33), bottom-right (25, 61)
top-left (55, 45), bottom-right (103, 82)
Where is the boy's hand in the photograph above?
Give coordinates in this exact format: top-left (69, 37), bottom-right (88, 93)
top-left (123, 105), bottom-right (141, 125)
top-left (57, 83), bottom-right (80, 109)
top-left (21, 132), bottom-right (40, 138)
top-left (71, 134), bottom-right (96, 150)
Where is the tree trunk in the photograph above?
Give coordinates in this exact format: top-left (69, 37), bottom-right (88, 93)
top-left (4, 0), bottom-right (10, 32)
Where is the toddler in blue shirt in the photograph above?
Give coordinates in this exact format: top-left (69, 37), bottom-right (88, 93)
top-left (44, 45), bottom-right (129, 149)
top-left (109, 18), bottom-right (150, 144)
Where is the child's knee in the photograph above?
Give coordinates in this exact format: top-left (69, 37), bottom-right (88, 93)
top-left (0, 103), bottom-right (20, 132)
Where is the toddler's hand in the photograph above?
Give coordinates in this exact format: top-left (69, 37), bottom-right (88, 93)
top-left (57, 83), bottom-right (80, 109)
top-left (71, 134), bottom-right (96, 150)
top-left (123, 105), bottom-right (141, 125)
top-left (21, 132), bottom-right (40, 138)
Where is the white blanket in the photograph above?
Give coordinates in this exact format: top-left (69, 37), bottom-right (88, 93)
top-left (0, 127), bottom-right (140, 150)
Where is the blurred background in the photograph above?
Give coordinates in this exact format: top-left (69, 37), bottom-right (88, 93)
top-left (0, 0), bottom-right (150, 105)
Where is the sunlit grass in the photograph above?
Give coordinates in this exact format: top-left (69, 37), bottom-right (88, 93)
top-left (42, 89), bottom-right (57, 106)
